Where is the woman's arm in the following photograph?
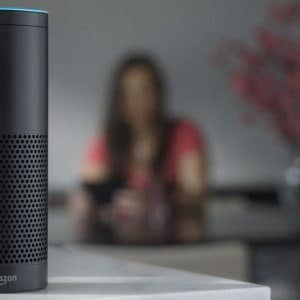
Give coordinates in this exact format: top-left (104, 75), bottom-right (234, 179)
top-left (110, 150), bottom-right (207, 244)
top-left (173, 150), bottom-right (207, 242)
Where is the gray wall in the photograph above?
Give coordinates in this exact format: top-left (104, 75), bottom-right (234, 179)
top-left (0, 0), bottom-right (291, 190)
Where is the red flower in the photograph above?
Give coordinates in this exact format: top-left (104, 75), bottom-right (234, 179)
top-left (251, 74), bottom-right (279, 110)
top-left (287, 72), bottom-right (300, 91)
top-left (256, 28), bottom-right (284, 52)
top-left (213, 1), bottom-right (300, 146)
top-left (230, 71), bottom-right (253, 97)
top-left (249, 94), bottom-right (273, 111)
top-left (277, 91), bottom-right (296, 112)
top-left (284, 114), bottom-right (300, 139)
top-left (239, 48), bottom-right (264, 67)
top-left (270, 2), bottom-right (300, 24)
top-left (280, 46), bottom-right (300, 70)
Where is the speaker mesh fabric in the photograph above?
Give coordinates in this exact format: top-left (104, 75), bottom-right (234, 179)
top-left (0, 135), bottom-right (48, 264)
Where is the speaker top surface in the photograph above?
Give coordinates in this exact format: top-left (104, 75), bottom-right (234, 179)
top-left (0, 7), bottom-right (48, 27)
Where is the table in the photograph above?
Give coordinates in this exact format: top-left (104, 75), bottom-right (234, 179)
top-left (0, 247), bottom-right (270, 299)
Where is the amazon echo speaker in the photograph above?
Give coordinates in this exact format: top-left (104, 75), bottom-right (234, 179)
top-left (0, 8), bottom-right (48, 292)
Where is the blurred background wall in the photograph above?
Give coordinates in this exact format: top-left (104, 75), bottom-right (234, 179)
top-left (0, 0), bottom-right (291, 190)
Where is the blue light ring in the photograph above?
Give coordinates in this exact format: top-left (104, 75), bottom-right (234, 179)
top-left (0, 7), bottom-right (48, 14)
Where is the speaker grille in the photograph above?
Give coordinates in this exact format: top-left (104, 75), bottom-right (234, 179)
top-left (0, 135), bottom-right (48, 264)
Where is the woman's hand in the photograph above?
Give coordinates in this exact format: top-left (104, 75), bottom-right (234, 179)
top-left (68, 188), bottom-right (101, 242)
top-left (111, 189), bottom-right (149, 243)
top-left (173, 151), bottom-right (207, 242)
top-left (174, 217), bottom-right (205, 242)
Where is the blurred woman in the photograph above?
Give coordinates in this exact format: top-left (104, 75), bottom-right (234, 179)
top-left (70, 53), bottom-right (207, 244)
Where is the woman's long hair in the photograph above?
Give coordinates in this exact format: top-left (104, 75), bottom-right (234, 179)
top-left (105, 53), bottom-right (170, 178)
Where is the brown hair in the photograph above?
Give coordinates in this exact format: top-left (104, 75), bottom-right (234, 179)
top-left (105, 53), bottom-right (170, 178)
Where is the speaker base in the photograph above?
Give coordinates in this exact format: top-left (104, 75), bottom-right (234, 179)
top-left (0, 261), bottom-right (47, 293)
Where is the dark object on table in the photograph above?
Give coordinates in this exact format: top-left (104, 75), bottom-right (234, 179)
top-left (82, 178), bottom-right (126, 206)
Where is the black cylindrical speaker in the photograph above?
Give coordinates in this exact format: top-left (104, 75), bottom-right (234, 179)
top-left (0, 8), bottom-right (48, 292)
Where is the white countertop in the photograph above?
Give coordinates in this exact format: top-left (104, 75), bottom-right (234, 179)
top-left (1, 247), bottom-right (270, 299)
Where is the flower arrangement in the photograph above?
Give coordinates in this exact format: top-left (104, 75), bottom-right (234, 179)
top-left (213, 1), bottom-right (300, 150)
